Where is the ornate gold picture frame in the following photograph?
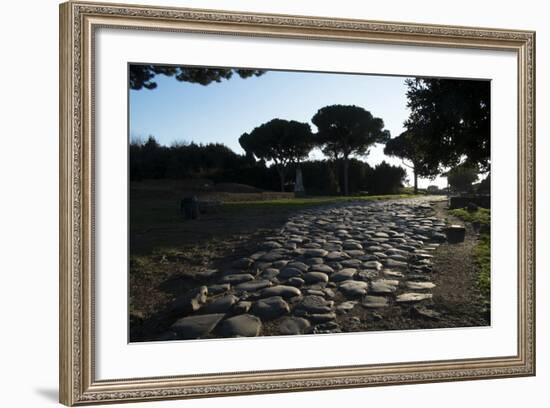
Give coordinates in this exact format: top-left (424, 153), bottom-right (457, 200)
top-left (59, 1), bottom-right (535, 405)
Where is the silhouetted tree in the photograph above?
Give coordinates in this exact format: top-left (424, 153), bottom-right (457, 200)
top-left (239, 119), bottom-right (313, 192)
top-left (130, 65), bottom-right (265, 90)
top-left (129, 137), bottom-right (407, 196)
top-left (135, 136), bottom-right (168, 179)
top-left (405, 78), bottom-right (490, 171)
top-left (477, 173), bottom-right (491, 194)
top-left (447, 163), bottom-right (479, 193)
top-left (365, 161), bottom-right (407, 195)
top-left (384, 130), bottom-right (440, 194)
top-left (292, 159), bottom-right (406, 196)
top-left (312, 105), bottom-right (390, 196)
top-left (299, 160), bottom-right (340, 195)
top-left (129, 137), bottom-right (264, 183)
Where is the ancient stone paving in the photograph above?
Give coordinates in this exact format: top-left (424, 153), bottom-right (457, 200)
top-left (162, 196), bottom-right (449, 340)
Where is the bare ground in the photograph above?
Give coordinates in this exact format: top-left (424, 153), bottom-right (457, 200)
top-left (129, 207), bottom-right (297, 340)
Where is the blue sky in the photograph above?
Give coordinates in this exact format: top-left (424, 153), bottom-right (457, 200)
top-left (129, 68), bottom-right (447, 188)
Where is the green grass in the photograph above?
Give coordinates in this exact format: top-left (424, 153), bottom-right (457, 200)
top-left (448, 207), bottom-right (491, 226)
top-left (223, 194), bottom-right (418, 211)
top-left (474, 234), bottom-right (491, 298)
top-left (399, 186), bottom-right (428, 195)
top-left (449, 207), bottom-right (491, 299)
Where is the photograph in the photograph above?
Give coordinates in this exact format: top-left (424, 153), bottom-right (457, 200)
top-left (57, 1), bottom-right (536, 404)
top-left (128, 64), bottom-right (492, 342)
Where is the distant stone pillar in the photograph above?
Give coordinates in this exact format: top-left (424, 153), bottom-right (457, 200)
top-left (294, 167), bottom-right (305, 197)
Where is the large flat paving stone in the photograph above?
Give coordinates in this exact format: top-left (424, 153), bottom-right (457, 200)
top-left (336, 300), bottom-right (358, 314)
top-left (331, 268), bottom-right (357, 282)
top-left (310, 264), bottom-right (334, 274)
top-left (201, 295), bottom-right (239, 314)
top-left (234, 279), bottom-right (272, 292)
top-left (171, 313), bottom-right (225, 339)
top-left (170, 286), bottom-right (208, 316)
top-left (297, 295), bottom-right (334, 314)
top-left (251, 296), bottom-right (290, 320)
top-left (221, 274), bottom-right (255, 284)
top-left (278, 267), bottom-right (304, 279)
top-left (369, 279), bottom-right (399, 294)
top-left (304, 271), bottom-right (329, 284)
top-left (362, 295), bottom-right (390, 308)
top-left (406, 281), bottom-right (436, 290)
top-left (278, 317), bottom-right (311, 335)
top-left (219, 314), bottom-right (262, 337)
top-left (385, 259), bottom-right (409, 269)
top-left (338, 281), bottom-right (369, 298)
top-left (303, 248), bottom-right (328, 257)
top-left (396, 293), bottom-right (433, 303)
top-left (261, 285), bottom-right (302, 298)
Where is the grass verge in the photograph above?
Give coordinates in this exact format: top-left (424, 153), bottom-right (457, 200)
top-left (473, 234), bottom-right (491, 298)
top-left (448, 207), bottom-right (490, 226)
top-left (449, 207), bottom-right (491, 299)
top-left (223, 194), bottom-right (418, 211)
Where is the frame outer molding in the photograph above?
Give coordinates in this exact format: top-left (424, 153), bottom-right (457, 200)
top-left (59, 2), bottom-right (76, 405)
top-left (59, 1), bottom-right (536, 406)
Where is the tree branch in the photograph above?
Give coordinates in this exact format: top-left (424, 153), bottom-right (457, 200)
top-left (401, 159), bottom-right (415, 170)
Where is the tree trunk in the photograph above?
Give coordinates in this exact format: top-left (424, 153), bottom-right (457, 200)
top-left (331, 160), bottom-right (341, 194)
top-left (277, 167), bottom-right (286, 192)
top-left (413, 169), bottom-right (418, 195)
top-left (343, 156), bottom-right (350, 196)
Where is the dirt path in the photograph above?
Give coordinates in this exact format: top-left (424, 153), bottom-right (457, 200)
top-left (429, 202), bottom-right (490, 326)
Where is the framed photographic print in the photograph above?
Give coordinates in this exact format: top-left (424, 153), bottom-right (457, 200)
top-left (59, 1), bottom-right (536, 405)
